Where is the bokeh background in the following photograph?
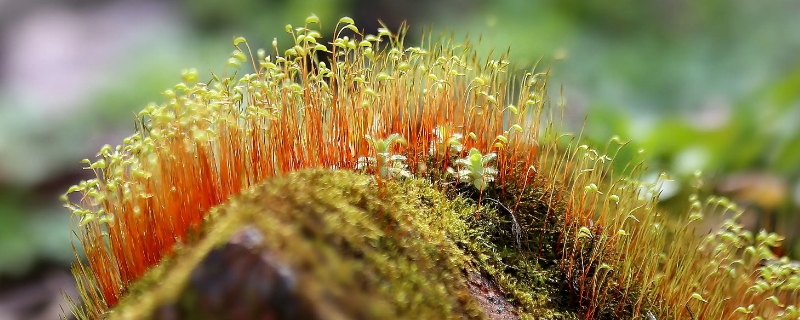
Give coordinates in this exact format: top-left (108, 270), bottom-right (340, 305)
top-left (1, 0), bottom-right (799, 318)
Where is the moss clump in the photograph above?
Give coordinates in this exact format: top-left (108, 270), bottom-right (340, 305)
top-left (63, 15), bottom-right (800, 320)
top-left (106, 169), bottom-right (484, 319)
top-left (397, 167), bottom-right (582, 319)
top-left (105, 168), bottom-right (596, 319)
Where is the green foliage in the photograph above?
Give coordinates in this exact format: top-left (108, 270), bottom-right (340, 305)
top-left (358, 134), bottom-right (412, 179)
top-left (451, 148), bottom-right (498, 191)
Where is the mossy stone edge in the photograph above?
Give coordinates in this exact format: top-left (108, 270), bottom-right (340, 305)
top-left (105, 169), bottom-right (581, 319)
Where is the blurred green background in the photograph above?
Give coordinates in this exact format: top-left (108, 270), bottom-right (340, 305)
top-left (0, 0), bottom-right (798, 318)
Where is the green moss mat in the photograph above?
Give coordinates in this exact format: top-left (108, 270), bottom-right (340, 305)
top-left (104, 169), bottom-right (583, 319)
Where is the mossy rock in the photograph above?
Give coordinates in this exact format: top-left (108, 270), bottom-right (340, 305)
top-left (102, 169), bottom-right (584, 320)
top-left (104, 169), bottom-right (476, 319)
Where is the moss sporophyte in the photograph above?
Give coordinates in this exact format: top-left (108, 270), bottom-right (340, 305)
top-left (62, 16), bottom-right (800, 320)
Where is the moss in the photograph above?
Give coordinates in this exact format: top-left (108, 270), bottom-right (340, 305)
top-left (451, 174), bottom-right (584, 320)
top-left (103, 168), bottom-right (598, 319)
top-left (63, 15), bottom-right (800, 319)
top-left (106, 169), bottom-right (481, 319)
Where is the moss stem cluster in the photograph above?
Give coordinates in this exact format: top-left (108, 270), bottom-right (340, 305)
top-left (63, 16), bottom-right (800, 319)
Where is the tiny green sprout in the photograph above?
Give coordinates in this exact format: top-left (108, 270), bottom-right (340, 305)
top-left (338, 16), bottom-right (355, 25)
top-left (305, 14), bottom-right (320, 25)
top-left (369, 134), bottom-right (407, 155)
top-left (294, 45), bottom-right (307, 56)
top-left (741, 230), bottom-right (754, 242)
top-left (584, 183), bottom-right (600, 194)
top-left (314, 44), bottom-right (329, 52)
top-left (397, 62), bottom-right (411, 72)
top-left (786, 305), bottom-right (799, 317)
top-left (765, 295), bottom-right (784, 307)
top-left (505, 104), bottom-right (518, 114)
top-left (579, 226), bottom-right (593, 239)
top-left (90, 160), bottom-right (106, 170)
top-left (161, 89), bottom-right (176, 100)
top-left (734, 304), bottom-right (754, 314)
top-left (181, 68), bottom-right (199, 84)
top-left (452, 148), bottom-right (498, 191)
top-left (744, 245), bottom-right (757, 257)
top-left (747, 282), bottom-right (768, 294)
top-left (79, 213), bottom-right (96, 226)
top-left (357, 134), bottom-right (410, 179)
top-left (344, 24), bottom-right (360, 34)
top-left (485, 94), bottom-right (497, 105)
top-left (376, 72), bottom-right (392, 81)
top-left (756, 230), bottom-right (768, 242)
top-left (690, 292), bottom-right (708, 303)
top-left (757, 230), bottom-right (784, 247)
top-left (378, 27), bottom-right (392, 37)
top-left (363, 48), bottom-right (375, 59)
